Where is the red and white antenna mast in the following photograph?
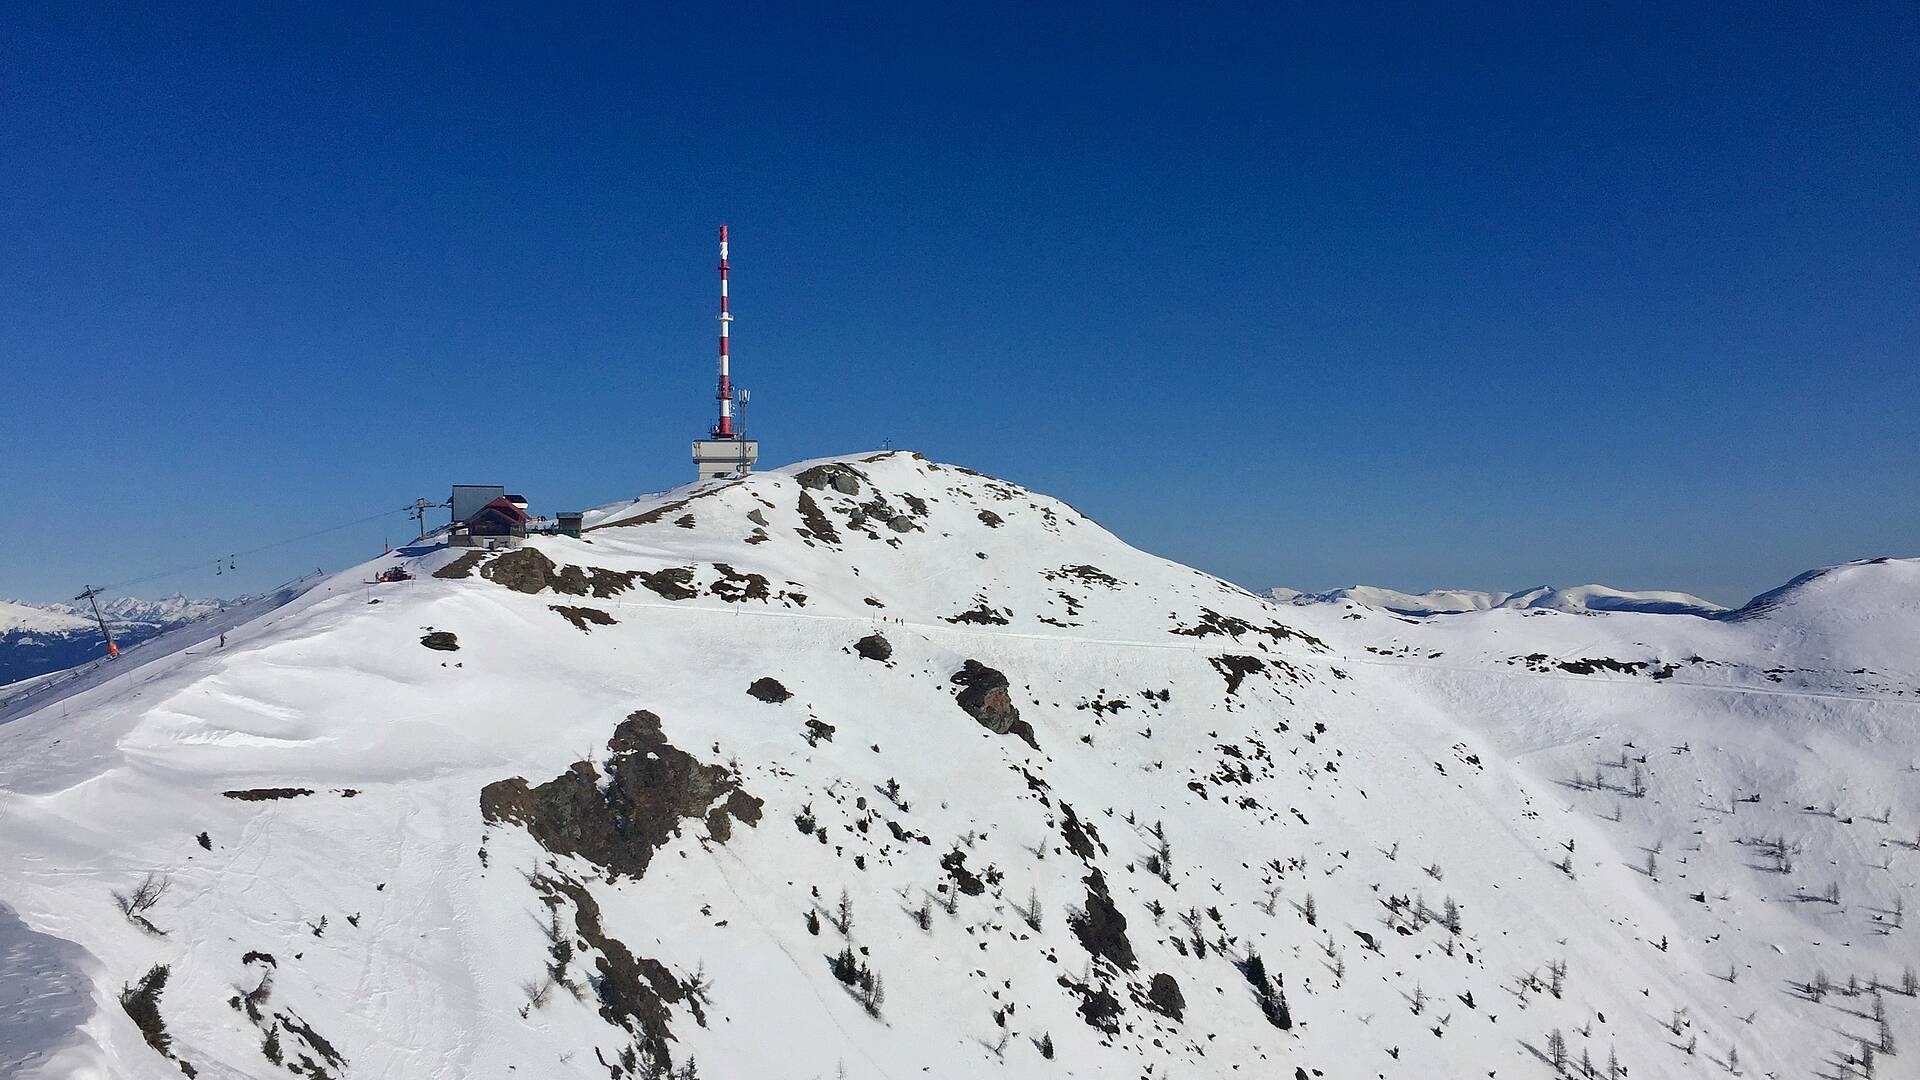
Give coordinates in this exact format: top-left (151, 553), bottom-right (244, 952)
top-left (691, 223), bottom-right (759, 480)
top-left (712, 223), bottom-right (735, 438)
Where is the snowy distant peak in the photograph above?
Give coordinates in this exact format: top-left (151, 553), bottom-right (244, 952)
top-left (89, 594), bottom-right (229, 625)
top-left (1270, 582), bottom-right (1726, 617)
top-left (1722, 555), bottom-right (1920, 622)
top-left (10, 593), bottom-right (233, 629)
top-left (1500, 583), bottom-right (1728, 616)
top-left (1, 593), bottom-right (238, 686)
top-left (1273, 560), bottom-right (1920, 621)
top-left (0, 600), bottom-right (93, 635)
top-left (1275, 585), bottom-right (1509, 616)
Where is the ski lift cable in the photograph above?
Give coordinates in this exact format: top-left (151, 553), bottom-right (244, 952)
top-left (93, 504), bottom-right (416, 596)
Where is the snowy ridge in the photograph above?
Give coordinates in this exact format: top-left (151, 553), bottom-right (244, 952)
top-left (1273, 583), bottom-right (1726, 617)
top-left (0, 600), bottom-right (94, 636)
top-left (0, 452), bottom-right (1915, 1080)
top-left (3, 594), bottom-right (230, 632)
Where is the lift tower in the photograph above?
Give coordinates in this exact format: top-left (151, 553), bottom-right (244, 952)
top-left (74, 585), bottom-right (119, 659)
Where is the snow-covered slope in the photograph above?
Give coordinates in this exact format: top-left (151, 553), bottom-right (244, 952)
top-left (1, 453), bottom-right (1914, 1080)
top-left (1276, 583), bottom-right (1727, 617)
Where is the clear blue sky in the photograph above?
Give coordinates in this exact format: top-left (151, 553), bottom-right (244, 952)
top-left (3, 3), bottom-right (1914, 606)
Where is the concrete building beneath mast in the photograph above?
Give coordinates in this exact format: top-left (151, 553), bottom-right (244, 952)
top-left (693, 437), bottom-right (759, 481)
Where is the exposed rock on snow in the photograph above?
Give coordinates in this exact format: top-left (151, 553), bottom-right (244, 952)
top-left (478, 548), bottom-right (563, 594)
top-left (950, 659), bottom-right (1038, 749)
top-left (432, 551), bottom-right (486, 579)
top-left (1207, 653), bottom-right (1267, 695)
top-left (1066, 869), bottom-right (1135, 971)
top-left (746, 677), bottom-right (792, 704)
top-left (796, 462), bottom-right (864, 495)
top-left (480, 710), bottom-right (761, 882)
top-left (635, 567), bottom-right (698, 601)
top-left (852, 633), bottom-right (892, 662)
top-left (550, 605), bottom-right (617, 632)
top-left (221, 788), bottom-right (315, 801)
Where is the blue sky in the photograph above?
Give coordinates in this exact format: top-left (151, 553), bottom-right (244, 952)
top-left (2, 3), bottom-right (1914, 606)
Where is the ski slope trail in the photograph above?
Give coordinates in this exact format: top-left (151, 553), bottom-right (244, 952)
top-left (0, 451), bottom-right (1914, 1079)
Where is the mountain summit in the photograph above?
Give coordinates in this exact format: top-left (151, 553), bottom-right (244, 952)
top-left (1, 452), bottom-right (1915, 1079)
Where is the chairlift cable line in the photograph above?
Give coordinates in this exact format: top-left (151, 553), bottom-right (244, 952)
top-left (90, 504), bottom-right (417, 596)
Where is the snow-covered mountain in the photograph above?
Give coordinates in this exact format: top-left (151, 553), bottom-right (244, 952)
top-left (1273, 582), bottom-right (1727, 617)
top-left (1, 452), bottom-right (1914, 1080)
top-left (0, 595), bottom-right (235, 687)
top-left (0, 600), bottom-right (95, 636)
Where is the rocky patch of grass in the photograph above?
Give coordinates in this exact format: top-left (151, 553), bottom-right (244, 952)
top-left (635, 567), bottom-right (698, 600)
top-left (795, 491), bottom-right (842, 544)
top-left (549, 605), bottom-right (617, 632)
top-left (480, 709), bottom-right (762, 881)
top-left (1208, 654), bottom-right (1267, 695)
top-left (433, 551), bottom-right (487, 579)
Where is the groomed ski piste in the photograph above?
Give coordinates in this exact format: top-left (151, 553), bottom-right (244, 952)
top-left (1, 451), bottom-right (1915, 1079)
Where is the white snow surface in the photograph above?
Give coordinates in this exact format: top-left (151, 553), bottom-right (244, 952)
top-left (1, 451), bottom-right (1915, 1079)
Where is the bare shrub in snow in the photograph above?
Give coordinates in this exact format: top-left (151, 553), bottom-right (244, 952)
top-left (112, 872), bottom-right (170, 935)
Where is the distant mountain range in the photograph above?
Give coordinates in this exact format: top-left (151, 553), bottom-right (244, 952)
top-left (1266, 582), bottom-right (1727, 617)
top-left (0, 595), bottom-right (233, 685)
